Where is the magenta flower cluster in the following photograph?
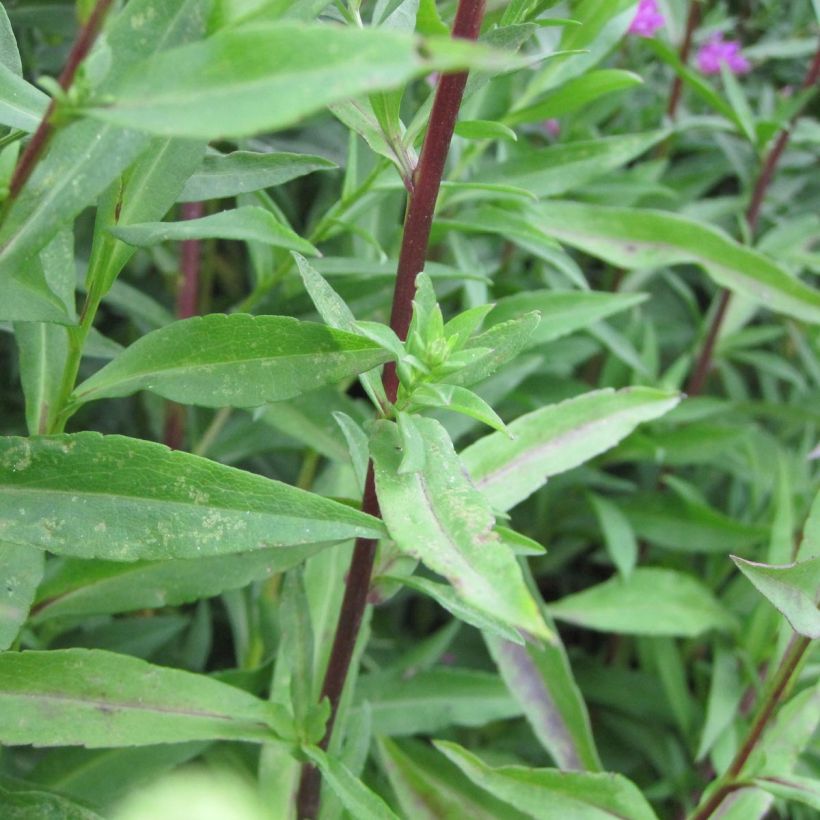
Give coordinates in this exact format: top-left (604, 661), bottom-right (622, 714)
top-left (629, 0), bottom-right (665, 38)
top-left (696, 33), bottom-right (751, 75)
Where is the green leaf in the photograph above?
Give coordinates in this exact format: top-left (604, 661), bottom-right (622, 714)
top-left (109, 206), bottom-right (318, 256)
top-left (0, 61), bottom-right (48, 131)
top-left (88, 23), bottom-right (521, 138)
top-left (462, 387), bottom-right (681, 511)
top-left (506, 69), bottom-right (642, 125)
top-left (696, 647), bottom-right (743, 761)
top-left (545, 568), bottom-right (736, 637)
top-left (302, 745), bottom-right (399, 820)
top-left (396, 411), bottom-right (426, 474)
top-left (0, 649), bottom-right (290, 747)
top-left (0, 542), bottom-right (44, 650)
top-left (33, 545), bottom-right (327, 621)
top-left (435, 741), bottom-right (659, 820)
top-left (0, 433), bottom-right (384, 560)
top-left (485, 290), bottom-right (647, 349)
top-left (370, 417), bottom-right (551, 640)
top-left (411, 384), bottom-right (508, 435)
top-left (536, 201), bottom-right (820, 324)
top-left (355, 668), bottom-right (521, 736)
top-left (72, 314), bottom-right (391, 408)
top-left (589, 494), bottom-right (637, 578)
top-left (752, 775), bottom-right (820, 811)
top-left (455, 119), bottom-right (518, 142)
top-left (472, 131), bottom-right (667, 198)
top-left (179, 150), bottom-right (336, 201)
top-left (377, 737), bottom-right (529, 820)
top-left (0, 5), bottom-right (22, 75)
top-left (0, 783), bottom-right (102, 820)
top-left (731, 556), bottom-right (820, 639)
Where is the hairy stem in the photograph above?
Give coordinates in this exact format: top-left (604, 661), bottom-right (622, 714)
top-left (686, 41), bottom-right (820, 396)
top-left (667, 0), bottom-right (701, 120)
top-left (164, 201), bottom-right (204, 450)
top-left (5, 0), bottom-right (115, 206)
top-left (294, 2), bottom-right (486, 816)
top-left (688, 634), bottom-right (811, 820)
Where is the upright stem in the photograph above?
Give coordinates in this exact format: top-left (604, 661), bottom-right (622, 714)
top-left (667, 0), bottom-right (701, 121)
top-left (294, 2), bottom-right (486, 816)
top-left (164, 201), bottom-right (204, 450)
top-left (5, 0), bottom-right (115, 205)
top-left (686, 41), bottom-right (820, 396)
top-left (688, 634), bottom-right (811, 820)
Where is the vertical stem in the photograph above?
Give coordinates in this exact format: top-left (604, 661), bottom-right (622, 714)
top-left (5, 0), bottom-right (115, 205)
top-left (688, 634), bottom-right (811, 820)
top-left (667, 1), bottom-right (701, 121)
top-left (164, 201), bottom-right (204, 450)
top-left (294, 2), bottom-right (486, 816)
top-left (686, 41), bottom-right (820, 396)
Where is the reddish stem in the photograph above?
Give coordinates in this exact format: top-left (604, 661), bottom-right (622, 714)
top-left (164, 201), bottom-right (204, 450)
top-left (6, 0), bottom-right (115, 203)
top-left (686, 41), bottom-right (820, 396)
top-left (294, 2), bottom-right (486, 816)
top-left (667, 0), bottom-right (701, 120)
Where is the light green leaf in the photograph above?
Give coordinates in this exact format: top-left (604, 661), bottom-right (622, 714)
top-left (179, 150), bottom-right (336, 201)
top-left (0, 61), bottom-right (48, 131)
top-left (545, 568), bottom-right (736, 637)
top-left (589, 494), bottom-right (637, 578)
top-left (302, 745), bottom-right (399, 820)
top-left (0, 542), bottom-right (44, 650)
top-left (486, 290), bottom-right (647, 349)
top-left (731, 556), bottom-right (820, 639)
top-left (355, 668), bottom-right (521, 736)
top-left (473, 131), bottom-right (668, 198)
top-left (0, 783), bottom-right (102, 820)
top-left (435, 741), bottom-right (659, 820)
top-left (371, 417), bottom-right (551, 640)
top-left (87, 23), bottom-right (521, 138)
top-left (33, 544), bottom-right (328, 621)
top-left (396, 411), bottom-right (426, 474)
top-left (536, 201), bottom-right (820, 324)
top-left (0, 433), bottom-right (384, 560)
top-left (109, 206), bottom-right (318, 256)
top-left (0, 649), bottom-right (289, 747)
top-left (506, 69), bottom-right (642, 125)
top-left (752, 775), bottom-right (820, 811)
top-left (72, 314), bottom-right (391, 408)
top-left (696, 647), bottom-right (743, 761)
top-left (0, 5), bottom-right (22, 75)
top-left (462, 387), bottom-right (681, 511)
top-left (455, 119), bottom-right (518, 142)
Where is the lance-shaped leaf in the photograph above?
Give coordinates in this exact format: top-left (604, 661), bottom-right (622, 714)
top-left (33, 544), bottom-right (329, 621)
top-left (87, 23), bottom-right (521, 138)
top-left (0, 61), bottom-right (48, 131)
top-left (109, 207), bottom-right (318, 257)
top-left (179, 150), bottom-right (337, 201)
top-left (370, 417), bottom-right (551, 640)
top-left (0, 542), bottom-right (44, 650)
top-left (0, 649), bottom-right (290, 747)
top-left (535, 201), bottom-right (820, 324)
top-left (72, 315), bottom-right (392, 408)
top-left (731, 556), bottom-right (820, 639)
top-left (0, 783), bottom-right (102, 820)
top-left (435, 742), bottom-right (659, 820)
top-left (0, 433), bottom-right (384, 560)
top-left (461, 387), bottom-right (681, 511)
top-left (545, 568), bottom-right (736, 637)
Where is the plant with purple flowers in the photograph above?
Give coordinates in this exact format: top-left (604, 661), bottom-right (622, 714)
top-left (696, 32), bottom-right (751, 75)
top-left (628, 0), bottom-right (665, 38)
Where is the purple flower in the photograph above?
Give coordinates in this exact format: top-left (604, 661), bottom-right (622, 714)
top-left (696, 34), bottom-right (751, 75)
top-left (629, 0), bottom-right (665, 38)
top-left (542, 118), bottom-right (560, 138)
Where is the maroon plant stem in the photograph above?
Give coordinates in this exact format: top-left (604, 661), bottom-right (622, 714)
top-left (295, 3), bottom-right (486, 816)
top-left (164, 201), bottom-right (204, 450)
top-left (6, 0), bottom-right (115, 203)
top-left (688, 634), bottom-right (810, 820)
top-left (667, 0), bottom-right (701, 120)
top-left (686, 41), bottom-right (820, 396)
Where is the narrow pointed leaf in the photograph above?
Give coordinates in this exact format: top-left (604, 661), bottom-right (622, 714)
top-left (0, 61), bottom-right (48, 131)
top-left (731, 556), bottom-right (820, 639)
top-left (0, 649), bottom-right (289, 747)
top-left (370, 417), bottom-right (551, 640)
top-left (0, 542), bottom-right (44, 649)
top-left (0, 784), bottom-right (102, 820)
top-left (435, 742), bottom-right (659, 820)
top-left (462, 388), bottom-right (681, 511)
top-left (545, 568), bottom-right (736, 637)
top-left (536, 201), bottom-right (820, 324)
top-left (0, 433), bottom-right (384, 560)
top-left (72, 315), bottom-right (391, 408)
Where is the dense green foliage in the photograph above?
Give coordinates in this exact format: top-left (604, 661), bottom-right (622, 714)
top-left (0, 1), bottom-right (818, 818)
